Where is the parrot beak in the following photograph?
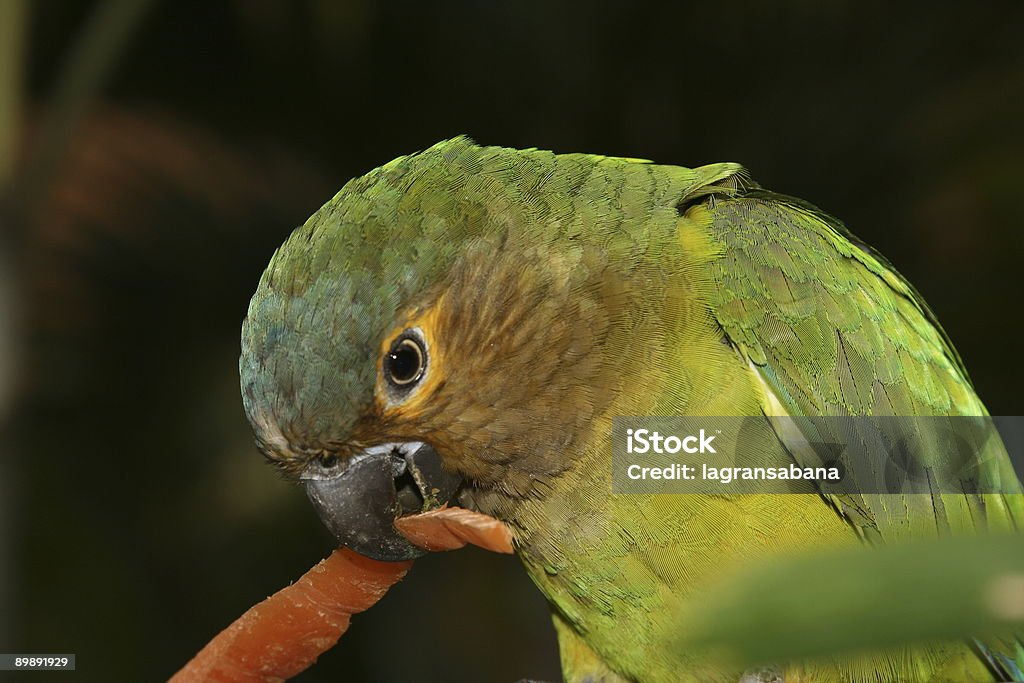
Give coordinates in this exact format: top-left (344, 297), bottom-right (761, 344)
top-left (300, 442), bottom-right (463, 561)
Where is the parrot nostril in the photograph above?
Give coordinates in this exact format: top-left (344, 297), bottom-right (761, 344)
top-left (320, 454), bottom-right (338, 469)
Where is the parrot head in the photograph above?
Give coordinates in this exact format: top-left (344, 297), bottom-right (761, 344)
top-left (239, 138), bottom-right (641, 560)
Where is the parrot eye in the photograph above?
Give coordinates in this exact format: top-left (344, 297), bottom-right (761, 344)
top-left (384, 331), bottom-right (426, 389)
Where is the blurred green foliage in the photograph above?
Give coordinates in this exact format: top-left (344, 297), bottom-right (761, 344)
top-left (680, 533), bottom-right (1024, 667)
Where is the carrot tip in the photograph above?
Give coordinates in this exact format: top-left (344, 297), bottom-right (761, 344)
top-left (395, 507), bottom-right (514, 554)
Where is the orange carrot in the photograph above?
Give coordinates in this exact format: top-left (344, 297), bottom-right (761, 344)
top-left (396, 506), bottom-right (515, 554)
top-left (169, 508), bottom-right (512, 682)
top-left (170, 549), bottom-right (411, 682)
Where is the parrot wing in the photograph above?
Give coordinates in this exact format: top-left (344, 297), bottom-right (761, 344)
top-left (696, 188), bottom-right (1024, 543)
top-left (696, 188), bottom-right (1024, 679)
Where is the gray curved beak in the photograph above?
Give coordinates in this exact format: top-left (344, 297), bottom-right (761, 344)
top-left (300, 442), bottom-right (463, 561)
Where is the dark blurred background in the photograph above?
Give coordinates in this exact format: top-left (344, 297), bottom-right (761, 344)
top-left (0, 1), bottom-right (1022, 681)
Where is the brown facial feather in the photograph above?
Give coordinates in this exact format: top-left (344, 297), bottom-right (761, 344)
top-left (350, 235), bottom-right (627, 494)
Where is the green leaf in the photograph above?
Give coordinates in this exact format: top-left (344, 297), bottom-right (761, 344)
top-left (678, 533), bottom-right (1024, 666)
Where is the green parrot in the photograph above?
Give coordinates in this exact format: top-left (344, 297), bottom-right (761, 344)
top-left (239, 137), bottom-right (1024, 682)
